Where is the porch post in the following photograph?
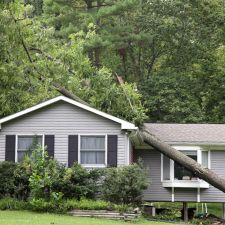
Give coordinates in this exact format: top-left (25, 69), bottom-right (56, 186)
top-left (183, 202), bottom-right (188, 222)
top-left (222, 203), bottom-right (225, 219)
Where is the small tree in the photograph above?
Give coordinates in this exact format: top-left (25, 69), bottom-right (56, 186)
top-left (28, 147), bottom-right (64, 201)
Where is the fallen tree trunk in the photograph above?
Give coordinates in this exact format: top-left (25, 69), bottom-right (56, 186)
top-left (139, 126), bottom-right (225, 193)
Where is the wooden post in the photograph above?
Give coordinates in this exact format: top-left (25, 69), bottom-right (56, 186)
top-left (222, 203), bottom-right (225, 219)
top-left (183, 202), bottom-right (188, 222)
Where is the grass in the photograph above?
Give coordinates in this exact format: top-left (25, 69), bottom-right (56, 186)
top-left (0, 210), bottom-right (181, 225)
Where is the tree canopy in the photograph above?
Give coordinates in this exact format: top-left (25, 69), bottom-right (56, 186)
top-left (1, 0), bottom-right (225, 124)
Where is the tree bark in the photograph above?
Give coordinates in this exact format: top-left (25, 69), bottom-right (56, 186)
top-left (139, 126), bottom-right (225, 193)
top-left (53, 84), bottom-right (89, 105)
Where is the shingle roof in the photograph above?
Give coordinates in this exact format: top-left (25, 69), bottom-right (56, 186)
top-left (144, 123), bottom-right (225, 145)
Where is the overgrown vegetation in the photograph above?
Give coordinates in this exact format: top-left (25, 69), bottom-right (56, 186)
top-left (0, 148), bottom-right (147, 213)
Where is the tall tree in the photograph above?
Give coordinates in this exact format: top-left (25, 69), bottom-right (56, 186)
top-left (0, 1), bottom-right (147, 124)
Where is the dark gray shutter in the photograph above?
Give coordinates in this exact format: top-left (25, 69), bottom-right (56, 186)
top-left (68, 135), bottom-right (78, 167)
top-left (107, 135), bottom-right (118, 167)
top-left (44, 135), bottom-right (55, 158)
top-left (5, 135), bottom-right (16, 162)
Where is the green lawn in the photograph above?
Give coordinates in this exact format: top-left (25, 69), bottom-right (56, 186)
top-left (0, 210), bottom-right (180, 225)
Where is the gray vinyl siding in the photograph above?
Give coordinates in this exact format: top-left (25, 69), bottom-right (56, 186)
top-left (0, 101), bottom-right (128, 166)
top-left (200, 151), bottom-right (225, 202)
top-left (136, 149), bottom-right (225, 203)
top-left (134, 149), bottom-right (172, 201)
top-left (174, 189), bottom-right (197, 202)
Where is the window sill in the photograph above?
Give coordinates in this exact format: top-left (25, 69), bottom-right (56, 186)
top-left (162, 180), bottom-right (209, 188)
top-left (81, 164), bottom-right (106, 168)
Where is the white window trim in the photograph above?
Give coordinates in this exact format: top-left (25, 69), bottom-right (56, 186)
top-left (15, 134), bottom-right (45, 162)
top-left (161, 146), bottom-right (210, 189)
top-left (78, 134), bottom-right (108, 168)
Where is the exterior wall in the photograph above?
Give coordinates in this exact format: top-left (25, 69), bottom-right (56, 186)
top-left (200, 151), bottom-right (225, 202)
top-left (134, 149), bottom-right (172, 201)
top-left (0, 101), bottom-right (128, 166)
top-left (135, 149), bottom-right (225, 203)
top-left (174, 188), bottom-right (197, 202)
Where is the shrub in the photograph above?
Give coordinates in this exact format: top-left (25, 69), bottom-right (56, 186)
top-left (0, 197), bottom-right (29, 210)
top-left (0, 161), bottom-right (16, 198)
top-left (0, 197), bottom-right (130, 214)
top-left (154, 208), bottom-right (181, 221)
top-left (61, 163), bottom-right (103, 199)
top-left (29, 198), bottom-right (65, 213)
top-left (64, 198), bottom-right (110, 211)
top-left (13, 156), bottom-right (32, 200)
top-left (102, 163), bottom-right (147, 204)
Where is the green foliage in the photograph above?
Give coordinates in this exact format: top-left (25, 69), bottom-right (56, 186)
top-left (28, 148), bottom-right (102, 201)
top-left (1, 0), bottom-right (225, 124)
top-left (153, 209), bottom-right (181, 221)
top-left (0, 161), bottom-right (16, 198)
top-left (141, 70), bottom-right (205, 123)
top-left (191, 219), bottom-right (212, 225)
top-left (64, 198), bottom-right (110, 211)
top-left (0, 197), bottom-right (29, 210)
top-left (29, 198), bottom-right (65, 213)
top-left (102, 163), bottom-right (147, 204)
top-left (61, 163), bottom-right (103, 200)
top-left (13, 157), bottom-right (32, 200)
top-left (0, 197), bottom-right (130, 214)
top-left (29, 147), bottom-right (65, 200)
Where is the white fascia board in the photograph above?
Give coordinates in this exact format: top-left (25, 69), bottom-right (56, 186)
top-left (0, 96), bottom-right (137, 130)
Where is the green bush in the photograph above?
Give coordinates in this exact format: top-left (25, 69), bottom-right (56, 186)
top-left (29, 198), bottom-right (66, 213)
top-left (64, 198), bottom-right (110, 211)
top-left (154, 208), bottom-right (181, 221)
top-left (13, 156), bottom-right (32, 200)
top-left (0, 149), bottom-right (147, 207)
top-left (0, 161), bottom-right (16, 198)
top-left (102, 163), bottom-right (147, 204)
top-left (60, 163), bottom-right (103, 200)
top-left (0, 197), bottom-right (29, 210)
top-left (28, 148), bottom-right (102, 201)
top-left (23, 198), bottom-right (129, 213)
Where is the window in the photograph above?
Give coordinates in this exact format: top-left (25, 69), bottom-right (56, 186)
top-left (174, 151), bottom-right (197, 180)
top-left (17, 135), bottom-right (43, 162)
top-left (80, 135), bottom-right (106, 166)
top-left (161, 148), bottom-right (210, 188)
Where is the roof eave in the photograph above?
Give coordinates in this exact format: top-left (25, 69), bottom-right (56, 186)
top-left (0, 96), bottom-right (137, 131)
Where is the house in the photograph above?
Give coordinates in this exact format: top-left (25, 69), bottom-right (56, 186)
top-left (134, 124), bottom-right (225, 203)
top-left (0, 96), bottom-right (225, 203)
top-left (0, 96), bottom-right (135, 167)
